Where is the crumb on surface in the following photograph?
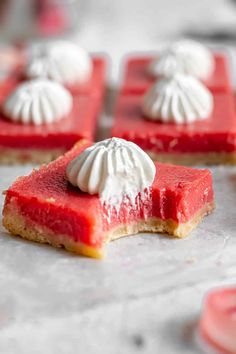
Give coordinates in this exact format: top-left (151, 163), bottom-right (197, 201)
top-left (185, 256), bottom-right (198, 264)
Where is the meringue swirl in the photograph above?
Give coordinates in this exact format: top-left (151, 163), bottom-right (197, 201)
top-left (143, 74), bottom-right (213, 124)
top-left (149, 40), bottom-right (215, 80)
top-left (26, 41), bottom-right (92, 86)
top-left (3, 79), bottom-right (72, 125)
top-left (66, 138), bottom-right (156, 208)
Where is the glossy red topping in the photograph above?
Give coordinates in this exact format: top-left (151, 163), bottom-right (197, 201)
top-left (200, 288), bottom-right (236, 354)
top-left (112, 93), bottom-right (236, 153)
top-left (121, 54), bottom-right (232, 94)
top-left (0, 96), bottom-right (100, 149)
top-left (4, 141), bottom-right (214, 249)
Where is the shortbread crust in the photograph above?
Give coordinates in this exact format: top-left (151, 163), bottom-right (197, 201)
top-left (0, 147), bottom-right (66, 164)
top-left (146, 151), bottom-right (236, 165)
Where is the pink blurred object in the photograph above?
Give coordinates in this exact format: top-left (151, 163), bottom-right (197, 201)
top-left (0, 0), bottom-right (79, 40)
top-left (34, 0), bottom-right (68, 36)
top-left (199, 287), bottom-right (236, 354)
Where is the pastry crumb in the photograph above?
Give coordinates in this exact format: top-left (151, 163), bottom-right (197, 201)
top-left (185, 256), bottom-right (198, 264)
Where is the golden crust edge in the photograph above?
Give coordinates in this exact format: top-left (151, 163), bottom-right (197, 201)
top-left (2, 199), bottom-right (215, 258)
top-left (0, 147), bottom-right (67, 165)
top-left (146, 151), bottom-right (236, 165)
top-left (0, 139), bottom-right (91, 165)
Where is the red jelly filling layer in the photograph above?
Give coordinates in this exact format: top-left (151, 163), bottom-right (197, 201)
top-left (121, 54), bottom-right (232, 94)
top-left (4, 141), bottom-right (214, 249)
top-left (112, 93), bottom-right (236, 154)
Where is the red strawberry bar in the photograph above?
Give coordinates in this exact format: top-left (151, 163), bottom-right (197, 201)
top-left (2, 140), bottom-right (214, 258)
top-left (121, 53), bottom-right (232, 95)
top-left (0, 94), bottom-right (101, 164)
top-left (112, 93), bottom-right (236, 165)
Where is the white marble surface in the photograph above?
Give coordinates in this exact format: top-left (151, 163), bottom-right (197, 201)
top-left (1, 1), bottom-right (236, 353)
top-left (1, 164), bottom-right (236, 354)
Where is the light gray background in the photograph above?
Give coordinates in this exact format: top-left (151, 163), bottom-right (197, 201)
top-left (0, 1), bottom-right (236, 353)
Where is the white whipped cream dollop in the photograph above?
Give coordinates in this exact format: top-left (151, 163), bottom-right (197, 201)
top-left (149, 40), bottom-right (215, 80)
top-left (66, 138), bottom-right (156, 208)
top-left (143, 74), bottom-right (213, 124)
top-left (3, 79), bottom-right (72, 125)
top-left (26, 41), bottom-right (92, 86)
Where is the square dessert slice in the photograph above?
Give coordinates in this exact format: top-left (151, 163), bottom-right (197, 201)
top-left (0, 92), bottom-right (101, 164)
top-left (2, 140), bottom-right (214, 258)
top-left (121, 54), bottom-right (232, 95)
top-left (112, 92), bottom-right (236, 165)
